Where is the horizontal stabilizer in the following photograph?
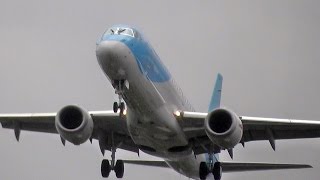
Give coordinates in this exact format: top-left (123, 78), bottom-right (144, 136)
top-left (123, 160), bottom-right (169, 168)
top-left (221, 161), bottom-right (312, 172)
top-left (124, 160), bottom-right (311, 173)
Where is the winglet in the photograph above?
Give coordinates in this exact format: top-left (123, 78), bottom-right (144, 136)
top-left (208, 73), bottom-right (223, 112)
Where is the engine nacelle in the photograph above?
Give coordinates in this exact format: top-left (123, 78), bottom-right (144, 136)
top-left (204, 108), bottom-right (243, 149)
top-left (55, 105), bottom-right (94, 145)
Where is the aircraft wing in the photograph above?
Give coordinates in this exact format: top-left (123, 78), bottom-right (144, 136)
top-left (179, 111), bottom-right (320, 154)
top-left (240, 116), bottom-right (320, 144)
top-left (0, 111), bottom-right (139, 153)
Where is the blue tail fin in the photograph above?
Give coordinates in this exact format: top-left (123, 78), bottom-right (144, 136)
top-left (208, 73), bottom-right (223, 112)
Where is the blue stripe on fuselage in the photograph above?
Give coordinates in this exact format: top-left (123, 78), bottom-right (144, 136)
top-left (99, 34), bottom-right (171, 83)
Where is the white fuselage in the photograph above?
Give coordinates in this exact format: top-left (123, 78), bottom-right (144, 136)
top-left (96, 35), bottom-right (210, 179)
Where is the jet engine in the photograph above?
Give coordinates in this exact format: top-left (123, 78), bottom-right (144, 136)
top-left (204, 108), bottom-right (243, 149)
top-left (55, 105), bottom-right (94, 145)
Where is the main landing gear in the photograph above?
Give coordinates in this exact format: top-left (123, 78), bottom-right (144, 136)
top-left (101, 159), bottom-right (124, 178)
top-left (113, 79), bottom-right (127, 115)
top-left (199, 162), bottom-right (221, 180)
top-left (199, 154), bottom-right (222, 180)
top-left (101, 137), bottom-right (124, 178)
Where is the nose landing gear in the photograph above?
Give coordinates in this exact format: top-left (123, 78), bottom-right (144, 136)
top-left (113, 102), bottom-right (125, 115)
top-left (112, 79), bottom-right (128, 115)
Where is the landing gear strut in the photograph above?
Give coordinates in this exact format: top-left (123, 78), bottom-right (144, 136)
top-left (101, 133), bottom-right (124, 178)
top-left (113, 80), bottom-right (127, 115)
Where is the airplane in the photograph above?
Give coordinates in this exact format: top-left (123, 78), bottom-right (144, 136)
top-left (0, 24), bottom-right (320, 180)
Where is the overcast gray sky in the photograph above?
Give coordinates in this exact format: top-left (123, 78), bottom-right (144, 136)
top-left (0, 0), bottom-right (320, 179)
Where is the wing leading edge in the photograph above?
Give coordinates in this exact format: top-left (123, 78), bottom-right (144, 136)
top-left (0, 110), bottom-right (139, 153)
top-left (178, 111), bottom-right (320, 154)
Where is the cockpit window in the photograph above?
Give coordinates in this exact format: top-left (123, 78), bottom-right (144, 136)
top-left (105, 27), bottom-right (135, 37)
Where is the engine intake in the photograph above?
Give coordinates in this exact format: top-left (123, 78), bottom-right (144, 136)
top-left (204, 108), bottom-right (243, 149)
top-left (55, 105), bottom-right (94, 145)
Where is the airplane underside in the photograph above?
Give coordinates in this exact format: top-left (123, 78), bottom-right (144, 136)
top-left (96, 40), bottom-right (208, 179)
top-left (0, 25), bottom-right (317, 180)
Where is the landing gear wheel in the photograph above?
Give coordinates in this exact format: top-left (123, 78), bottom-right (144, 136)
top-left (113, 102), bottom-right (119, 113)
top-left (199, 162), bottom-right (209, 180)
top-left (101, 159), bottom-right (111, 178)
top-left (114, 160), bottom-right (124, 178)
top-left (119, 102), bottom-right (125, 115)
top-left (113, 79), bottom-right (127, 116)
top-left (212, 162), bottom-right (222, 180)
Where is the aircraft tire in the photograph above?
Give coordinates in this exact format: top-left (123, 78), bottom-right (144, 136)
top-left (101, 159), bottom-right (111, 178)
top-left (119, 102), bottom-right (125, 115)
top-left (113, 102), bottom-right (118, 113)
top-left (212, 162), bottom-right (222, 180)
top-left (115, 160), bottom-right (124, 178)
top-left (199, 162), bottom-right (209, 180)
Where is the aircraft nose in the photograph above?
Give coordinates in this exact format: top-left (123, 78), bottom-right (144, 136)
top-left (96, 40), bottom-right (130, 65)
top-left (96, 40), bottom-right (122, 59)
top-left (96, 40), bottom-right (132, 79)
